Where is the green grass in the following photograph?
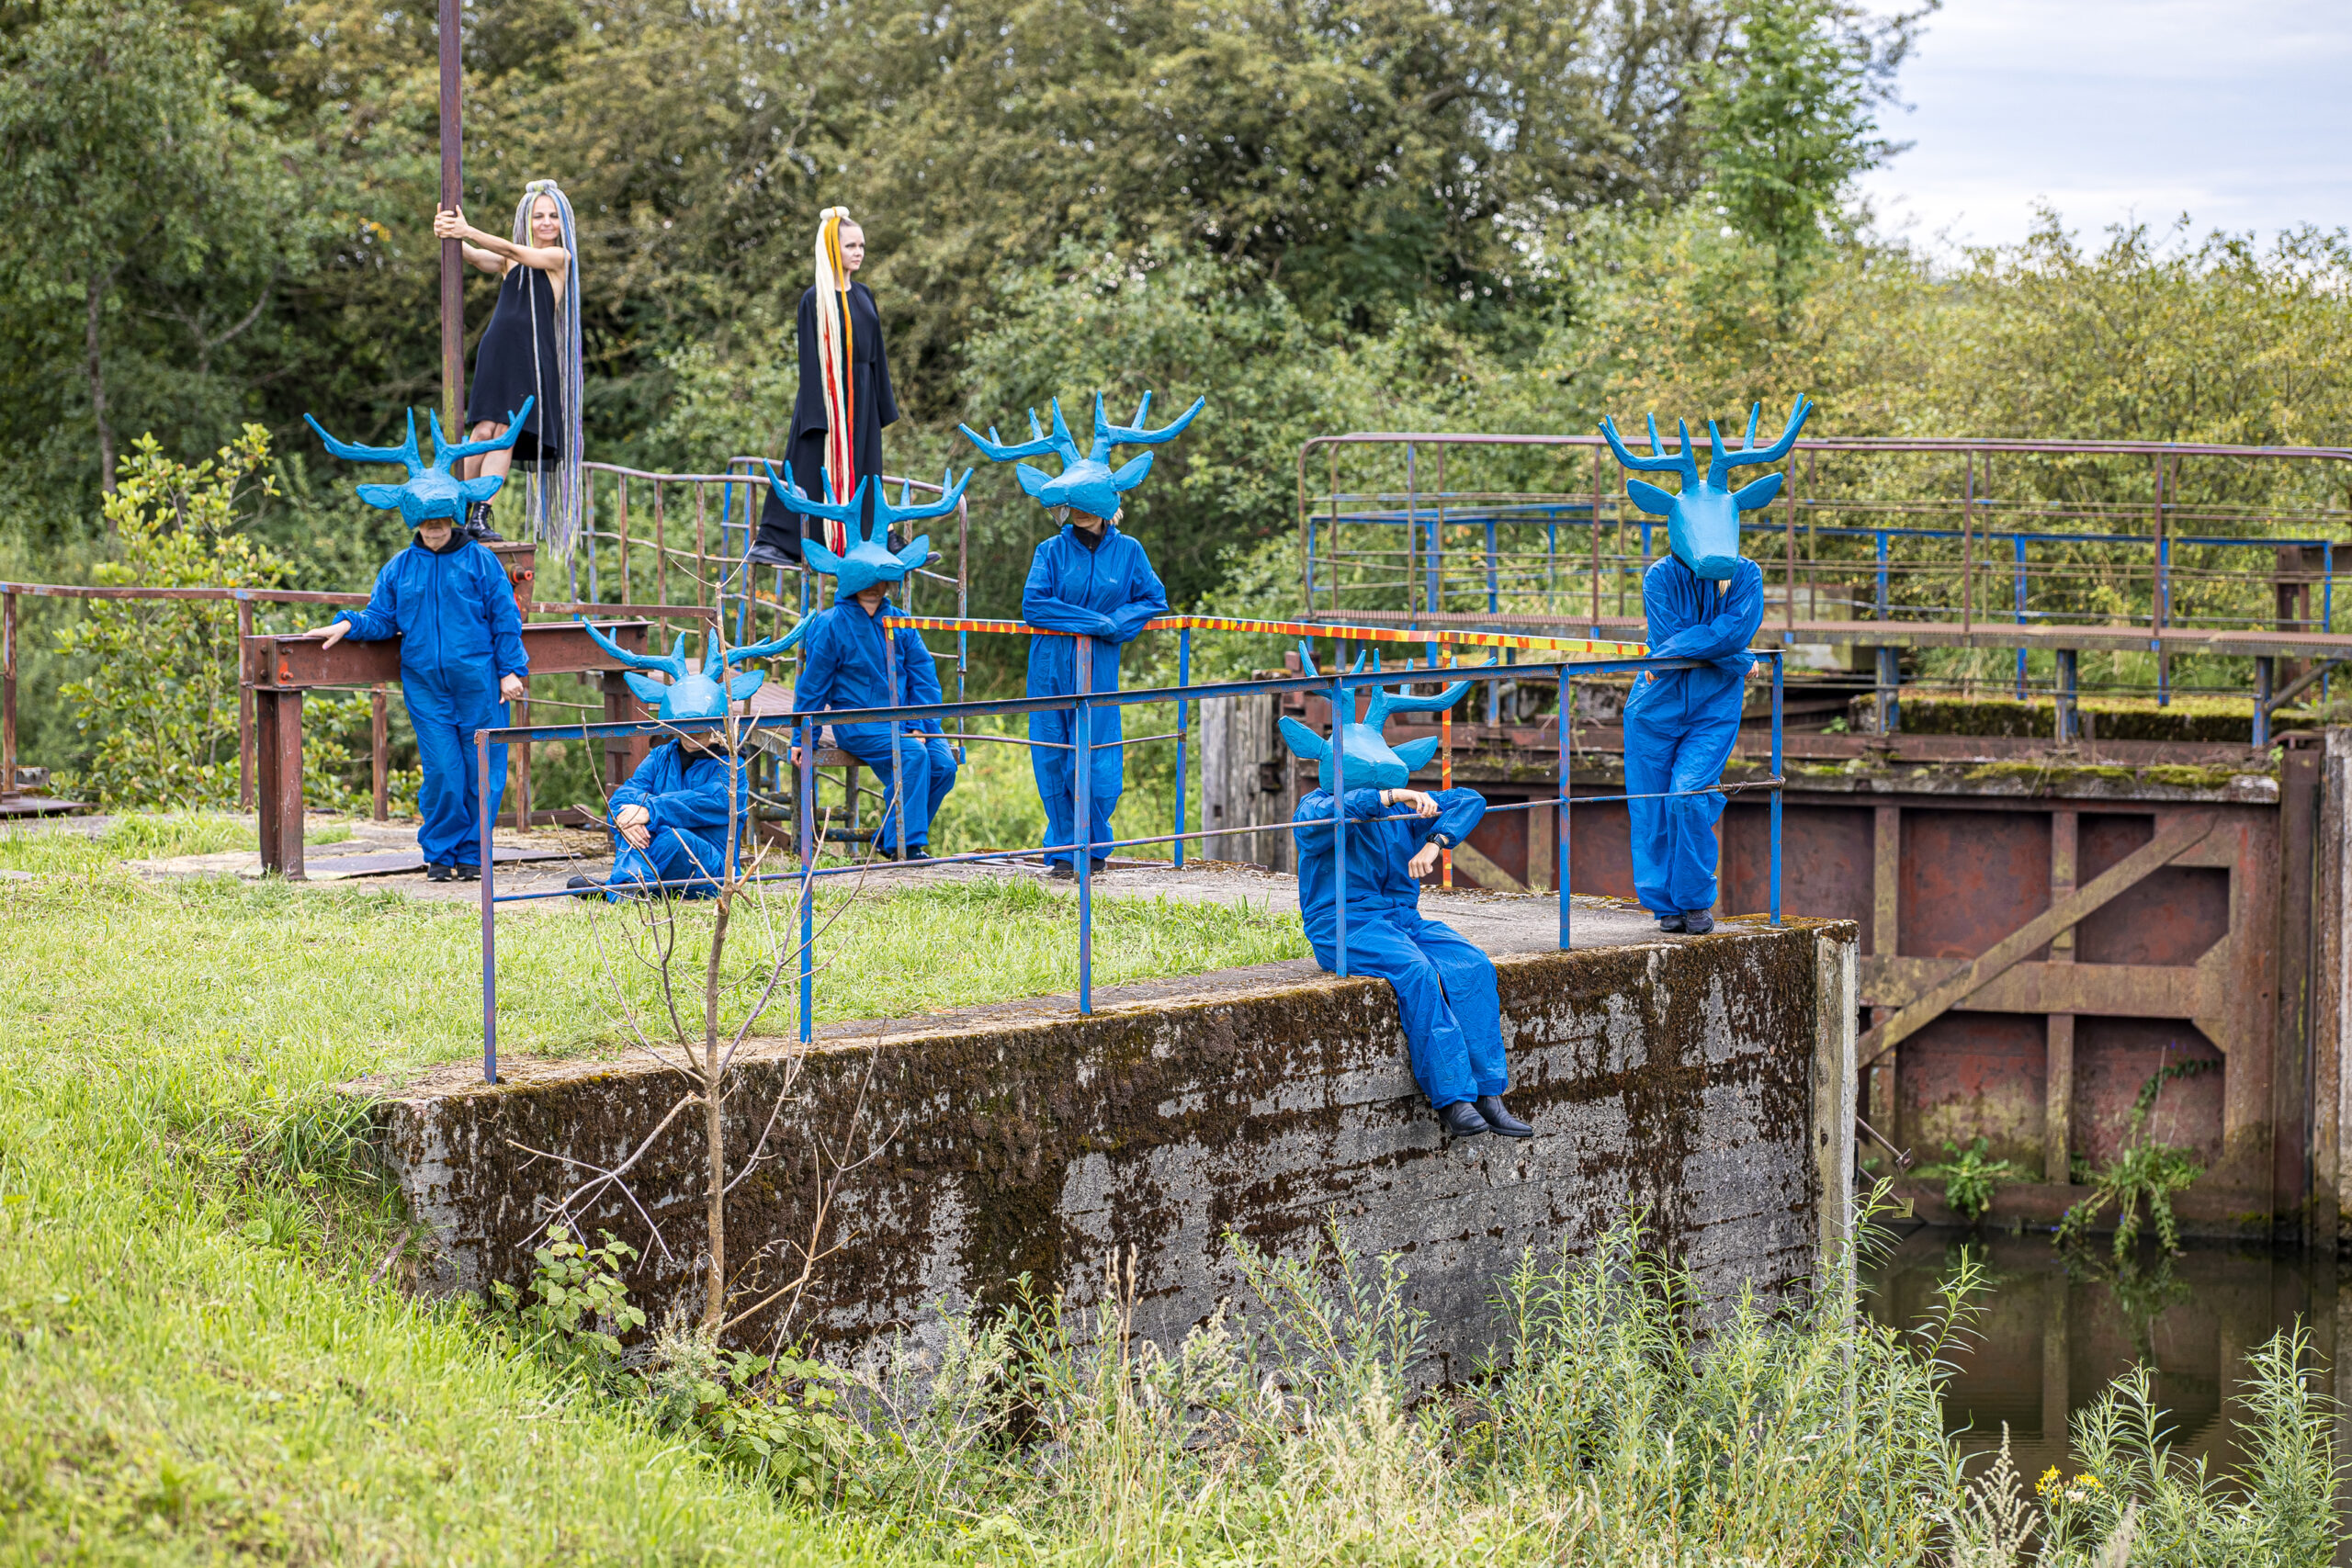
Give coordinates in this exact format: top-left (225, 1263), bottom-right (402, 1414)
top-left (0, 813), bottom-right (1302, 1562)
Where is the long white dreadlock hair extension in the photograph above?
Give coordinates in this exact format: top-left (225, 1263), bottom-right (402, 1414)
top-left (810, 207), bottom-right (856, 555)
top-left (510, 178), bottom-right (585, 556)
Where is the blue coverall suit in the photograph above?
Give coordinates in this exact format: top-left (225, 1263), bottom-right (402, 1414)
top-left (789, 595), bottom-right (957, 852)
top-left (333, 535), bottom-right (526, 869)
top-left (1624, 555), bottom-right (1763, 918)
top-left (604, 740), bottom-right (752, 898)
top-left (1021, 525), bottom-right (1169, 869)
top-left (1291, 785), bottom-right (1507, 1110)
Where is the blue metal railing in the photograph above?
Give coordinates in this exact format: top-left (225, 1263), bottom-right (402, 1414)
top-left (469, 628), bottom-right (1787, 1085)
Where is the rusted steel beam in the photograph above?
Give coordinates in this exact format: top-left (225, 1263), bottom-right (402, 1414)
top-left (1859, 813), bottom-right (2219, 1066)
top-left (246, 620), bottom-right (650, 690)
top-left (254, 689), bottom-right (306, 878)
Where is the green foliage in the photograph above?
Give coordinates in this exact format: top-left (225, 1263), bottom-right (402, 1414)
top-left (486, 1223), bottom-right (648, 1371)
top-left (488, 1223), bottom-right (875, 1503)
top-left (1692, 0), bottom-right (1925, 307)
top-left (1916, 1136), bottom-right (2018, 1224)
top-left (52, 427), bottom-right (300, 807)
top-left (2056, 1057), bottom-right (2217, 1260)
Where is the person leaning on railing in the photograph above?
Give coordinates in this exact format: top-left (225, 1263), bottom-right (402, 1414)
top-left (304, 513), bottom-right (527, 882)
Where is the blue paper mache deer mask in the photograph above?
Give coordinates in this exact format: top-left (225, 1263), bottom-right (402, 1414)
top-left (762, 462), bottom-right (973, 597)
top-left (579, 621), bottom-right (805, 724)
top-left (1277, 645), bottom-right (1493, 793)
top-left (959, 390), bottom-right (1204, 522)
top-left (303, 399), bottom-right (536, 527)
top-left (1598, 396), bottom-right (1813, 580)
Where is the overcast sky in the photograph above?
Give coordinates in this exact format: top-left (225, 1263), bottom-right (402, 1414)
top-left (1855, 0), bottom-right (2351, 254)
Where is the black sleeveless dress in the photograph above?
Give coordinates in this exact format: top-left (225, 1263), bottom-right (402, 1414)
top-left (465, 265), bottom-right (563, 462)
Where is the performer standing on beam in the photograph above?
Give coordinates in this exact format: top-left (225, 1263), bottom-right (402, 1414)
top-left (433, 181), bottom-right (583, 549)
top-left (1600, 397), bottom-right (1810, 934)
top-left (960, 392), bottom-right (1201, 879)
top-left (300, 402), bottom-right (536, 882)
top-left (1278, 650), bottom-right (1532, 1141)
top-left (763, 463), bottom-right (974, 860)
top-left (748, 209), bottom-right (900, 567)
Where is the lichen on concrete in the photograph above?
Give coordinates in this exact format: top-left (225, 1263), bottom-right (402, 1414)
top-left (368, 920), bottom-right (1857, 1378)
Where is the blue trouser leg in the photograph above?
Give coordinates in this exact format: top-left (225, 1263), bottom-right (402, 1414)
top-left (1403, 912), bottom-right (1509, 1097)
top-left (839, 730), bottom-right (942, 851)
top-left (1310, 915), bottom-right (1480, 1108)
top-left (1625, 684), bottom-right (1743, 916)
top-left (1665, 702), bottom-right (1741, 913)
top-left (407, 675), bottom-right (507, 868)
top-left (608, 825), bottom-right (728, 899)
top-left (1028, 707), bottom-right (1078, 867)
top-left (922, 737), bottom-right (958, 835)
top-left (1030, 697), bottom-right (1125, 866)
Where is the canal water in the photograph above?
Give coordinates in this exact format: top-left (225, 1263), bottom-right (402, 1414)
top-left (1865, 1227), bottom-right (2344, 1498)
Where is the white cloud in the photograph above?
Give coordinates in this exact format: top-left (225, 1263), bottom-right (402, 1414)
top-left (1857, 0), bottom-right (2352, 253)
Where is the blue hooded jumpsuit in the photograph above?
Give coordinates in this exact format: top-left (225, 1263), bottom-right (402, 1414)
top-left (1021, 525), bottom-right (1168, 869)
top-left (333, 535), bottom-right (527, 868)
top-left (605, 740), bottom-right (752, 898)
top-left (1291, 785), bottom-right (1506, 1109)
top-left (790, 594), bottom-right (957, 852)
top-left (1624, 554), bottom-right (1763, 917)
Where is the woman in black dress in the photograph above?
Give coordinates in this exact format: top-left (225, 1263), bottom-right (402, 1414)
top-left (748, 210), bottom-right (900, 566)
top-left (433, 181), bottom-right (583, 547)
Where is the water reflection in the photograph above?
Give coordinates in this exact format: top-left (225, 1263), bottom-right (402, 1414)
top-left (1862, 1228), bottom-right (2342, 1488)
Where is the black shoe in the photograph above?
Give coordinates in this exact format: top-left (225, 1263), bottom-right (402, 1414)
top-left (872, 844), bottom-right (899, 862)
top-left (1476, 1095), bottom-right (1533, 1138)
top-left (926, 551), bottom-right (944, 568)
top-left (903, 845), bottom-right (933, 861)
top-left (1655, 912), bottom-right (1685, 933)
top-left (744, 540), bottom-right (796, 569)
top-left (425, 863), bottom-right (454, 883)
top-left (456, 863), bottom-right (481, 882)
top-left (461, 502), bottom-right (503, 542)
top-left (1680, 910), bottom-right (1714, 935)
top-left (1046, 863), bottom-right (1076, 881)
top-left (1088, 859), bottom-right (1109, 874)
top-left (566, 874), bottom-right (601, 899)
top-left (1439, 1100), bottom-right (1490, 1139)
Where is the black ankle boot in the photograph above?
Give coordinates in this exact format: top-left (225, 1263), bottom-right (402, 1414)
top-left (1680, 910), bottom-right (1714, 934)
top-left (1439, 1100), bottom-right (1489, 1139)
top-left (1476, 1095), bottom-right (1533, 1138)
top-left (1656, 912), bottom-right (1686, 933)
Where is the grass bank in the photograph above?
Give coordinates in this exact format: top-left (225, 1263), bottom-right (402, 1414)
top-left (0, 813), bottom-right (1301, 1561)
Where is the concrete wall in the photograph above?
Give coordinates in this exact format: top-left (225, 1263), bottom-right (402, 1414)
top-left (372, 920), bottom-right (1858, 1375)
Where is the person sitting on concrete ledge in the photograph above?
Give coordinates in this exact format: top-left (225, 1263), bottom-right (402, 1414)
top-left (1281, 649), bottom-right (1532, 1142)
top-left (566, 622), bottom-right (799, 900)
top-left (760, 461), bottom-right (973, 861)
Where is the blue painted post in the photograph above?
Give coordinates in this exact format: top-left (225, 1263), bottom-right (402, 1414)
top-left (884, 614), bottom-right (906, 858)
top-left (1173, 626), bottom-right (1191, 868)
top-left (1557, 672), bottom-right (1571, 952)
top-left (797, 715), bottom-right (815, 1043)
top-left (1546, 518), bottom-right (1558, 614)
top-left (2254, 657), bottom-right (2273, 749)
top-left (1875, 646), bottom-right (1902, 735)
top-left (1875, 531), bottom-right (1889, 619)
top-left (1076, 635), bottom-right (1093, 1013)
top-left (1770, 652), bottom-right (1783, 928)
top-left (1331, 669), bottom-right (1349, 977)
top-left (2156, 536), bottom-right (2171, 707)
top-left (2013, 535), bottom-right (2029, 698)
top-left (479, 729), bottom-right (496, 1084)
top-left (2056, 649), bottom-right (2079, 742)
top-left (1484, 518), bottom-right (1498, 613)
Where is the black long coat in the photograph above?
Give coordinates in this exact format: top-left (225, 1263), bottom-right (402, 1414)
top-left (755, 281), bottom-right (899, 555)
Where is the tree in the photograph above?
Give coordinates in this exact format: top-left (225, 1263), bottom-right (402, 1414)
top-left (1691, 0), bottom-right (1928, 313)
top-left (0, 0), bottom-right (311, 500)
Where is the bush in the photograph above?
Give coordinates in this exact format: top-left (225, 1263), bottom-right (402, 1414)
top-left (1917, 1137), bottom-right (2020, 1224)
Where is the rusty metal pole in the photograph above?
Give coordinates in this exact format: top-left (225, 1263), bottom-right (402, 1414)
top-left (236, 597), bottom-right (254, 808)
top-left (370, 685), bottom-right (390, 820)
top-left (437, 0), bottom-right (465, 437)
top-left (1440, 649), bottom-right (1453, 889)
top-left (615, 476), bottom-right (630, 604)
top-left (653, 482), bottom-right (667, 608)
top-left (1783, 454), bottom-right (1798, 632)
top-left (0, 589), bottom-right (16, 798)
top-left (1961, 452), bottom-right (1975, 636)
top-left (1589, 446), bottom-right (1602, 631)
top-left (695, 485), bottom-right (707, 612)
